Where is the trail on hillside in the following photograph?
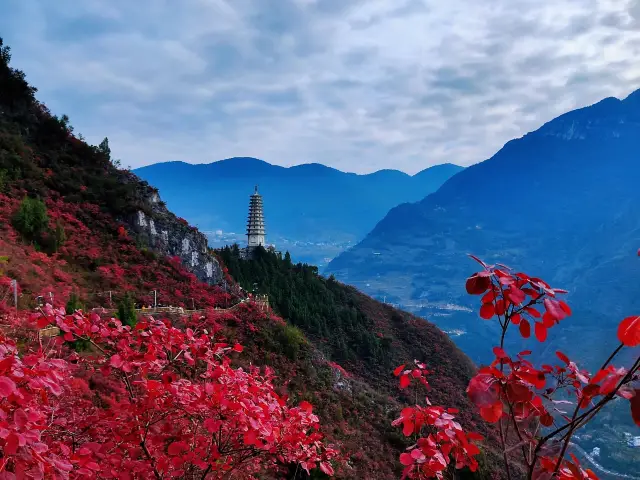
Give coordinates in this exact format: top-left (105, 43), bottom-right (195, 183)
top-left (569, 442), bottom-right (640, 479)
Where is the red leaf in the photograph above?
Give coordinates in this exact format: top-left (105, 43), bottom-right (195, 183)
top-left (542, 312), bottom-right (555, 328)
top-left (479, 303), bottom-right (495, 320)
top-left (631, 389), bottom-right (640, 427)
top-left (4, 432), bottom-right (19, 455)
top-left (558, 300), bottom-right (572, 316)
top-left (403, 419), bottom-right (414, 436)
top-left (232, 343), bottom-right (243, 352)
top-left (109, 354), bottom-right (124, 368)
top-left (511, 313), bottom-right (521, 325)
top-left (320, 462), bottom-right (334, 476)
top-left (168, 441), bottom-right (188, 456)
top-left (617, 316), bottom-right (640, 347)
top-left (393, 364), bottom-right (406, 377)
top-left (399, 374), bottom-right (411, 389)
top-left (243, 430), bottom-right (257, 446)
top-left (299, 401), bottom-right (313, 413)
top-left (540, 413), bottom-right (554, 426)
top-left (481, 291), bottom-right (496, 304)
top-left (467, 374), bottom-right (499, 407)
top-left (590, 368), bottom-right (610, 385)
top-left (466, 274), bottom-right (491, 295)
top-left (535, 323), bottom-right (548, 342)
top-left (479, 402), bottom-right (502, 423)
top-left (507, 287), bottom-right (526, 305)
top-left (519, 319), bottom-right (531, 338)
top-left (556, 351), bottom-right (570, 364)
top-left (0, 376), bottom-right (17, 396)
top-left (14, 408), bottom-right (28, 429)
top-left (203, 418), bottom-right (219, 433)
top-left (544, 298), bottom-right (566, 321)
top-left (525, 307), bottom-right (541, 318)
top-left (36, 316), bottom-right (50, 329)
top-left (492, 347), bottom-right (507, 359)
top-left (399, 452), bottom-right (413, 466)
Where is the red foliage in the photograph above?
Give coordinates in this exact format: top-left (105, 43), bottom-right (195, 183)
top-left (391, 361), bottom-right (483, 478)
top-left (0, 305), bottom-right (337, 478)
top-left (0, 193), bottom-right (238, 311)
top-left (393, 255), bottom-right (640, 479)
top-left (327, 361), bottom-right (351, 378)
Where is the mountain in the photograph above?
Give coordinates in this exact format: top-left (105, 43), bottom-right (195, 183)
top-left (328, 89), bottom-right (640, 362)
top-left (327, 90), bottom-right (640, 473)
top-left (134, 158), bottom-right (463, 265)
top-left (0, 38), bottom-right (502, 478)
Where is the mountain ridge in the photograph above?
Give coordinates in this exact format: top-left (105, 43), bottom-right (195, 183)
top-left (327, 86), bottom-right (640, 365)
top-left (135, 156), bottom-right (463, 179)
top-left (134, 157), bottom-right (464, 265)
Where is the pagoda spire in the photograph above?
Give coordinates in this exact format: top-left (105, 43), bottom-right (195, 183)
top-left (246, 185), bottom-right (266, 250)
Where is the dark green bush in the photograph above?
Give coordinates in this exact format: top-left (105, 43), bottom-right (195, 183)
top-left (12, 196), bottom-right (48, 241)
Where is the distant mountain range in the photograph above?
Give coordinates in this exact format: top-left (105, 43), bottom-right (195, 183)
top-left (134, 158), bottom-right (462, 264)
top-left (327, 89), bottom-right (640, 370)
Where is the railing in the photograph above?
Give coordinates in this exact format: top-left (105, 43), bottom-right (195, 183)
top-left (96, 298), bottom-right (251, 316)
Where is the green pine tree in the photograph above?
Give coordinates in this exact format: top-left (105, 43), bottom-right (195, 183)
top-left (12, 196), bottom-right (48, 241)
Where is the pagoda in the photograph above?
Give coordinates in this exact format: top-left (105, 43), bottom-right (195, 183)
top-left (245, 185), bottom-right (266, 256)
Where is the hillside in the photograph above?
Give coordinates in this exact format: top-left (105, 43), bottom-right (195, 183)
top-left (327, 89), bottom-right (640, 365)
top-left (327, 90), bottom-right (640, 473)
top-left (134, 158), bottom-right (462, 265)
top-left (0, 37), bottom-right (501, 478)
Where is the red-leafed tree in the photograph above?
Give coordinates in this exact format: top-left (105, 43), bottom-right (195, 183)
top-left (392, 254), bottom-right (639, 479)
top-left (0, 304), bottom-right (337, 478)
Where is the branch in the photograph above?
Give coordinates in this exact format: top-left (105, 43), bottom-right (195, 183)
top-left (529, 353), bottom-right (640, 477)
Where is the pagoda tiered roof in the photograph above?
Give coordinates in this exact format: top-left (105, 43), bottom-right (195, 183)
top-left (246, 185), bottom-right (266, 237)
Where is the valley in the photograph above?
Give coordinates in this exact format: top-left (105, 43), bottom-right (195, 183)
top-left (2, 0), bottom-right (640, 473)
top-left (326, 91), bottom-right (640, 475)
top-left (206, 230), bottom-right (353, 268)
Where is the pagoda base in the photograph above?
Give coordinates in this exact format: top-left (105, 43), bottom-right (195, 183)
top-left (240, 244), bottom-right (275, 260)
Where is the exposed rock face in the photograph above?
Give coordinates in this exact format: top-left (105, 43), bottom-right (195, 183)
top-left (120, 172), bottom-right (223, 285)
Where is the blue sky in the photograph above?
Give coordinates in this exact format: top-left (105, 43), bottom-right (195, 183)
top-left (2, 0), bottom-right (640, 174)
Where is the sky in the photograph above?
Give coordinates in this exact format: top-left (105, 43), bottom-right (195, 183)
top-left (1, 0), bottom-right (640, 174)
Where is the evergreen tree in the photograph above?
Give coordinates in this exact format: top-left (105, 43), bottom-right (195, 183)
top-left (215, 245), bottom-right (388, 365)
top-left (117, 293), bottom-right (137, 327)
top-left (53, 220), bottom-right (66, 252)
top-left (12, 196), bottom-right (48, 241)
top-left (98, 137), bottom-right (111, 160)
top-left (65, 293), bottom-right (81, 314)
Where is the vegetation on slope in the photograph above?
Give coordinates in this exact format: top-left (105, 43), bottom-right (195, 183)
top-left (0, 36), bottom-right (502, 478)
top-left (217, 245), bottom-right (505, 473)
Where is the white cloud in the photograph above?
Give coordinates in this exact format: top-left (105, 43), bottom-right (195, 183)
top-left (1, 0), bottom-right (639, 173)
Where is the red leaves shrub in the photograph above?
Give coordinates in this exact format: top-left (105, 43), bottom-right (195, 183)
top-left (392, 361), bottom-right (483, 478)
top-left (0, 305), bottom-right (337, 478)
top-left (0, 192), bottom-right (242, 313)
top-left (327, 361), bottom-right (351, 378)
top-left (393, 254), bottom-right (640, 479)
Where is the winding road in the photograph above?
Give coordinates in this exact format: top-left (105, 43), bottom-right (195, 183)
top-left (569, 442), bottom-right (639, 479)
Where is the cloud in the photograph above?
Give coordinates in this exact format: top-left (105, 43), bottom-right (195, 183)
top-left (1, 0), bottom-right (639, 174)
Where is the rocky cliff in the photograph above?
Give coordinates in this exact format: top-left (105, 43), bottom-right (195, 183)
top-left (120, 172), bottom-right (223, 286)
